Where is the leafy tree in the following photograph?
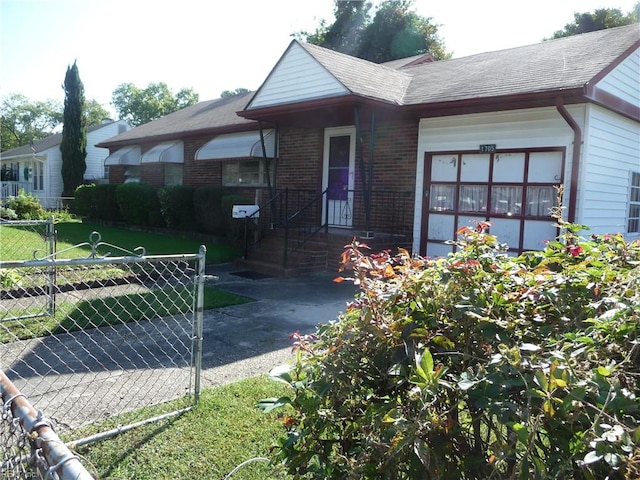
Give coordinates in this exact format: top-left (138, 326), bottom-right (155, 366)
top-left (1, 94), bottom-right (110, 151)
top-left (550, 4), bottom-right (638, 38)
top-left (111, 82), bottom-right (199, 126)
top-left (60, 60), bottom-right (87, 197)
top-left (220, 88), bottom-right (251, 98)
top-left (358, 0), bottom-right (448, 62)
top-left (84, 99), bottom-right (112, 126)
top-left (299, 1), bottom-right (372, 56)
top-left (297, 0), bottom-right (450, 62)
top-left (0, 94), bottom-right (62, 151)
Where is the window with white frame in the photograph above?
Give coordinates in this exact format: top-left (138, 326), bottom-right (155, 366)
top-left (629, 171), bottom-right (640, 234)
top-left (222, 160), bottom-right (273, 186)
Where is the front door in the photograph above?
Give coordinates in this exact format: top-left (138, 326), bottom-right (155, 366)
top-left (323, 127), bottom-right (355, 227)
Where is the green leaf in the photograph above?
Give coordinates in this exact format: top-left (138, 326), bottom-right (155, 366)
top-left (596, 365), bottom-right (611, 377)
top-left (268, 364), bottom-right (294, 385)
top-left (458, 379), bottom-right (477, 391)
top-left (256, 396), bottom-right (292, 413)
top-left (419, 347), bottom-right (434, 375)
top-left (512, 422), bottom-right (529, 444)
top-left (583, 451), bottom-right (603, 464)
top-left (534, 370), bottom-right (549, 391)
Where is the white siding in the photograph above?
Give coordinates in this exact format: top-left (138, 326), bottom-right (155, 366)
top-left (85, 121), bottom-right (130, 180)
top-left (596, 48), bottom-right (640, 105)
top-left (579, 104), bottom-right (640, 238)
top-left (248, 42), bottom-right (348, 109)
top-left (412, 106), bottom-right (582, 253)
top-left (46, 146), bottom-right (64, 204)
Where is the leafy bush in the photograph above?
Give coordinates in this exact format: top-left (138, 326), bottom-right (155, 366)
top-left (194, 186), bottom-right (225, 234)
top-left (3, 189), bottom-right (47, 220)
top-left (93, 184), bottom-right (121, 221)
top-left (263, 220), bottom-right (640, 479)
top-left (0, 206), bottom-right (18, 220)
top-left (115, 183), bottom-right (161, 227)
top-left (0, 268), bottom-right (22, 289)
top-left (74, 184), bottom-right (97, 218)
top-left (158, 185), bottom-right (196, 230)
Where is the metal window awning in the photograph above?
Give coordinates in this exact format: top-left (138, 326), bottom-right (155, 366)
top-left (104, 146), bottom-right (141, 166)
top-left (141, 141), bottom-right (184, 164)
top-left (195, 130), bottom-right (275, 160)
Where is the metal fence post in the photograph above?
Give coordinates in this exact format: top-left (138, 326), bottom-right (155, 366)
top-left (193, 245), bottom-right (206, 405)
top-left (47, 215), bottom-right (56, 316)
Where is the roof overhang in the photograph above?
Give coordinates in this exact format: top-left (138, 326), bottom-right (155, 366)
top-left (104, 146), bottom-right (141, 166)
top-left (141, 141), bottom-right (184, 164)
top-left (195, 130), bottom-right (276, 160)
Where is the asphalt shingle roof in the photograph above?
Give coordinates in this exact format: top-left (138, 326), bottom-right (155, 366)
top-left (297, 24), bottom-right (639, 106)
top-left (402, 24), bottom-right (640, 105)
top-left (97, 92), bottom-right (255, 146)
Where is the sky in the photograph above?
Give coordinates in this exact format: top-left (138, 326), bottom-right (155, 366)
top-left (1, 0), bottom-right (637, 117)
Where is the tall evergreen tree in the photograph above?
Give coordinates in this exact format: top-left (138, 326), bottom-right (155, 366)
top-left (60, 60), bottom-right (87, 197)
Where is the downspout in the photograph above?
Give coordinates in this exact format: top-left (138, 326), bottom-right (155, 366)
top-left (555, 96), bottom-right (582, 223)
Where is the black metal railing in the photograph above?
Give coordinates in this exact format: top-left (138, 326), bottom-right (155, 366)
top-left (242, 188), bottom-right (413, 267)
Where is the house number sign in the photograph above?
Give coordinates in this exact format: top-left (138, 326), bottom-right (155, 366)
top-left (479, 144), bottom-right (497, 153)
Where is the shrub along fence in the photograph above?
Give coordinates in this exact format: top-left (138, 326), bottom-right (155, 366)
top-left (75, 183), bottom-right (250, 238)
top-left (1, 232), bottom-right (207, 478)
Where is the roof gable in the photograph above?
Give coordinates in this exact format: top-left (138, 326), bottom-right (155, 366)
top-left (245, 40), bottom-right (413, 112)
top-left (246, 41), bottom-right (349, 110)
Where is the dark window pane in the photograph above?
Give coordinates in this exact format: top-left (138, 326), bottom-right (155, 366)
top-left (329, 136), bottom-right (350, 168)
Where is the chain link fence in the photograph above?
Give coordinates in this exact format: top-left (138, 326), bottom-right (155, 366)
top-left (0, 218), bottom-right (55, 262)
top-left (1, 232), bottom-right (206, 478)
top-left (2, 370), bottom-right (94, 479)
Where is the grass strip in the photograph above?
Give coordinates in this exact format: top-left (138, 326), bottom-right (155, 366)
top-left (70, 376), bottom-right (293, 480)
top-left (0, 286), bottom-right (251, 343)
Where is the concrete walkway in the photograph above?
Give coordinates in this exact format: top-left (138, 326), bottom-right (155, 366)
top-left (199, 263), bottom-right (357, 388)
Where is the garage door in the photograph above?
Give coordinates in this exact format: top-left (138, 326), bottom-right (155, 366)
top-left (420, 148), bottom-right (565, 257)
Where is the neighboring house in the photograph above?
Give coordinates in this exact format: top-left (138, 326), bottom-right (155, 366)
top-left (98, 25), bottom-right (639, 271)
top-left (0, 120), bottom-right (130, 208)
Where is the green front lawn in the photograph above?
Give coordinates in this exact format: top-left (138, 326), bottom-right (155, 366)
top-left (55, 221), bottom-right (241, 264)
top-left (69, 376), bottom-right (293, 480)
top-left (0, 220), bottom-right (241, 264)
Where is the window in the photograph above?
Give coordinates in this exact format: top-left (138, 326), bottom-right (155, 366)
top-left (164, 164), bottom-right (183, 186)
top-left (222, 160), bottom-right (273, 186)
top-left (629, 171), bottom-right (640, 234)
top-left (424, 149), bottom-right (564, 255)
top-left (32, 163), bottom-right (44, 191)
top-left (428, 151), bottom-right (560, 219)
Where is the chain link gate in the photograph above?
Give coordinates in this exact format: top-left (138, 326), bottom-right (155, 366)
top-left (0, 231), bottom-right (206, 478)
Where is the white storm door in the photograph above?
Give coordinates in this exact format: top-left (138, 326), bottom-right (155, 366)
top-left (323, 127), bottom-right (355, 227)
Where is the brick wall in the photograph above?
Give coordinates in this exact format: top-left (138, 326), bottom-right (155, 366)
top-left (277, 127), bottom-right (324, 190)
top-left (183, 136), bottom-right (222, 187)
